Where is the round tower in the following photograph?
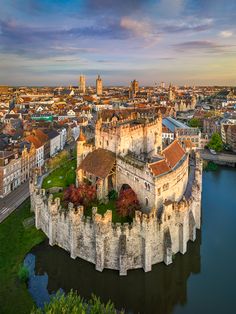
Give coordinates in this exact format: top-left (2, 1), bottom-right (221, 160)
top-left (77, 129), bottom-right (86, 167)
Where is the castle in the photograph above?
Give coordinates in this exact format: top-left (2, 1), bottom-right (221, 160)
top-left (30, 110), bottom-right (203, 275)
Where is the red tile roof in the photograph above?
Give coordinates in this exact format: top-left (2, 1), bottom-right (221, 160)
top-left (78, 148), bottom-right (116, 179)
top-left (162, 139), bottom-right (186, 168)
top-left (149, 159), bottom-right (171, 176)
top-left (32, 129), bottom-right (49, 143)
top-left (77, 130), bottom-right (86, 142)
top-left (25, 135), bottom-right (43, 148)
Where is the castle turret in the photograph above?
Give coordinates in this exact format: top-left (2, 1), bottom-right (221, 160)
top-left (77, 129), bottom-right (86, 167)
top-left (76, 130), bottom-right (86, 186)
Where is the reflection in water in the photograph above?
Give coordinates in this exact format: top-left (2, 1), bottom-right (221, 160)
top-left (26, 231), bottom-right (201, 314)
top-left (25, 168), bottom-right (236, 313)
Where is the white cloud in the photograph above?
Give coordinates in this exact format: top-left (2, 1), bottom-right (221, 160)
top-left (120, 16), bottom-right (156, 39)
top-left (219, 30), bottom-right (233, 38)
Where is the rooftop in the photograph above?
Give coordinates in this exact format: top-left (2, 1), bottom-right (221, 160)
top-left (162, 117), bottom-right (189, 133)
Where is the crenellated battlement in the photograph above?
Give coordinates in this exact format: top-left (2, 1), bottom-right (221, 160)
top-left (31, 147), bottom-right (202, 276)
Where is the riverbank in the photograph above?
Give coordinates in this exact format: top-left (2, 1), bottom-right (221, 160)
top-left (0, 199), bottom-right (46, 314)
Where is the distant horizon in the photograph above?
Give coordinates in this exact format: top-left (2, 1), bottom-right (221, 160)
top-left (2, 83), bottom-right (236, 89)
top-left (0, 1), bottom-right (236, 85)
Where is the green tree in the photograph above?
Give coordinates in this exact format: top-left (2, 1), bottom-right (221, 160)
top-left (116, 188), bottom-right (141, 217)
top-left (31, 291), bottom-right (123, 314)
top-left (47, 150), bottom-right (70, 170)
top-left (17, 265), bottom-right (29, 283)
top-left (188, 118), bottom-right (201, 128)
top-left (208, 133), bottom-right (223, 152)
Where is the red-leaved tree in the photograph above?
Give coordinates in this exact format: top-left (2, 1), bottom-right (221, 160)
top-left (116, 188), bottom-right (141, 217)
top-left (63, 184), bottom-right (96, 208)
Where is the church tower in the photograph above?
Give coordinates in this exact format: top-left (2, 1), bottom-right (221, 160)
top-left (168, 83), bottom-right (174, 101)
top-left (96, 75), bottom-right (103, 95)
top-left (79, 75), bottom-right (86, 94)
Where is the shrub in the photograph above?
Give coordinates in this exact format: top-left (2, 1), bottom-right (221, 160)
top-left (108, 189), bottom-right (118, 201)
top-left (18, 265), bottom-right (29, 283)
top-left (31, 291), bottom-right (124, 314)
top-left (63, 184), bottom-right (97, 209)
top-left (116, 188), bottom-right (141, 217)
top-left (188, 118), bottom-right (201, 128)
top-left (204, 161), bottom-right (218, 172)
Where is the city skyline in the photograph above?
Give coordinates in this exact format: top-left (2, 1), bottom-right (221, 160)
top-left (0, 0), bottom-right (236, 86)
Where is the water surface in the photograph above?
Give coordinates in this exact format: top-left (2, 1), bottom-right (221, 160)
top-left (26, 167), bottom-right (236, 314)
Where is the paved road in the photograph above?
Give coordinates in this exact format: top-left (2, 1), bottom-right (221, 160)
top-left (0, 143), bottom-right (76, 224)
top-left (0, 180), bottom-right (30, 223)
top-left (200, 149), bottom-right (236, 164)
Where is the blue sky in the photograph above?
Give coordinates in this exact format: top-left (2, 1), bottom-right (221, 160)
top-left (0, 0), bottom-right (236, 86)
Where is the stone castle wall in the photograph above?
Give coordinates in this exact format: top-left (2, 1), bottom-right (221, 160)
top-left (95, 115), bottom-right (162, 157)
top-left (30, 156), bottom-right (202, 276)
top-left (116, 154), bottom-right (189, 211)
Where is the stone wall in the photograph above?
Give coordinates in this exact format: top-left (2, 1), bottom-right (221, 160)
top-left (31, 156), bottom-right (202, 276)
top-left (95, 115), bottom-right (162, 157)
top-left (116, 154), bottom-right (189, 211)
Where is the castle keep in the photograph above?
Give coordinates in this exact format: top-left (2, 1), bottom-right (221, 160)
top-left (31, 110), bottom-right (203, 275)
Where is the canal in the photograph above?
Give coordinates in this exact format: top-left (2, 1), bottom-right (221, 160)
top-left (25, 167), bottom-right (236, 313)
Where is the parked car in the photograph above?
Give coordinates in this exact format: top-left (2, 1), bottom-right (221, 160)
top-left (209, 148), bottom-right (217, 155)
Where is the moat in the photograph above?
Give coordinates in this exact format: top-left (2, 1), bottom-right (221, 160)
top-left (25, 167), bottom-right (236, 314)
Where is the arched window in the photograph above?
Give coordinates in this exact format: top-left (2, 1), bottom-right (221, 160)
top-left (145, 197), bottom-right (149, 207)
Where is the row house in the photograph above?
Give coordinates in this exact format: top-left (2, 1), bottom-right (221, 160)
top-left (55, 126), bottom-right (67, 150)
top-left (32, 129), bottom-right (50, 160)
top-left (19, 142), bottom-right (36, 182)
top-left (25, 135), bottom-right (44, 170)
top-left (203, 117), bottom-right (221, 137)
top-left (221, 116), bottom-right (236, 144)
top-left (175, 127), bottom-right (201, 149)
top-left (43, 129), bottom-right (61, 157)
top-left (224, 125), bottom-right (236, 152)
top-left (0, 151), bottom-right (21, 198)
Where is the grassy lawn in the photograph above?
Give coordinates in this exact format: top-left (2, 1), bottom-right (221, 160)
top-left (0, 199), bottom-right (46, 314)
top-left (42, 159), bottom-right (76, 189)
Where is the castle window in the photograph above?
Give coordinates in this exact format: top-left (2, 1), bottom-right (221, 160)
top-left (158, 187), bottom-right (161, 196)
top-left (145, 198), bottom-right (149, 207)
top-left (163, 183), bottom-right (169, 191)
top-left (107, 140), bottom-right (109, 146)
